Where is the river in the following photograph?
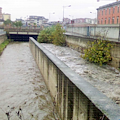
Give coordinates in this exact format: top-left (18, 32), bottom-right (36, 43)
top-left (41, 43), bottom-right (120, 105)
top-left (0, 42), bottom-right (57, 120)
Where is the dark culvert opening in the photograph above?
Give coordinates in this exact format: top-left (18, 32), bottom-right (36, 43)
top-left (7, 34), bottom-right (38, 42)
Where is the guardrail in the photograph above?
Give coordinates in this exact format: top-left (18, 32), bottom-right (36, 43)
top-left (29, 37), bottom-right (120, 120)
top-left (66, 25), bottom-right (120, 41)
top-left (4, 28), bottom-right (42, 33)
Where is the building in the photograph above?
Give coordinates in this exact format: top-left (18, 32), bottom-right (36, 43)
top-left (97, 1), bottom-right (120, 25)
top-left (0, 7), bottom-right (3, 20)
top-left (85, 18), bottom-right (97, 24)
top-left (15, 16), bottom-right (49, 27)
top-left (15, 19), bottom-right (27, 27)
top-left (68, 18), bottom-right (97, 24)
top-left (63, 18), bottom-right (71, 24)
top-left (0, 7), bottom-right (11, 21)
top-left (2, 13), bottom-right (11, 21)
top-left (73, 18), bottom-right (85, 23)
top-left (28, 16), bottom-right (48, 26)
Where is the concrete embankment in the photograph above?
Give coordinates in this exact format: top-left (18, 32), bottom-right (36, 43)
top-left (29, 37), bottom-right (120, 120)
top-left (0, 34), bottom-right (7, 44)
top-left (65, 33), bottom-right (120, 69)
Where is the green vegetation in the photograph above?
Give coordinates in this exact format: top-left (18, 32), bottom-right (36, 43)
top-left (82, 39), bottom-right (113, 66)
top-left (4, 20), bottom-right (23, 28)
top-left (37, 25), bottom-right (55, 43)
top-left (52, 24), bottom-right (65, 46)
top-left (4, 19), bottom-right (12, 26)
top-left (37, 23), bottom-right (65, 46)
top-left (13, 21), bottom-right (23, 28)
top-left (0, 39), bottom-right (11, 55)
top-left (33, 23), bottom-right (37, 28)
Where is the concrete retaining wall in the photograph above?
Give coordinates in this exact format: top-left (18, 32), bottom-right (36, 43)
top-left (65, 34), bottom-right (120, 69)
top-left (29, 37), bottom-right (120, 120)
top-left (0, 34), bottom-right (7, 44)
top-left (66, 25), bottom-right (120, 41)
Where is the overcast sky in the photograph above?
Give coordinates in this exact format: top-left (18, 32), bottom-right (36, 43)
top-left (1, 0), bottom-right (115, 21)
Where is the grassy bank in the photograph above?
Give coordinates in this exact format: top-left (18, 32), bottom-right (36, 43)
top-left (0, 39), bottom-right (11, 55)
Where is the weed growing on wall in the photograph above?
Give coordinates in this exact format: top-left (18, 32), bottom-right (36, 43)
top-left (82, 39), bottom-right (113, 66)
top-left (37, 23), bottom-right (65, 46)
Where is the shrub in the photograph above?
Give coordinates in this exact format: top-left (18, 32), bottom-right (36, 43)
top-left (37, 26), bottom-right (55, 43)
top-left (52, 23), bottom-right (65, 46)
top-left (37, 24), bottom-right (66, 46)
top-left (82, 39), bottom-right (113, 66)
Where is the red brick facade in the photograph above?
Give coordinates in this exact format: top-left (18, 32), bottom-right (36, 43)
top-left (97, 1), bottom-right (120, 24)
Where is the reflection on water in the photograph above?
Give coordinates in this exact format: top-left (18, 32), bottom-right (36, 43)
top-left (0, 42), bottom-right (56, 120)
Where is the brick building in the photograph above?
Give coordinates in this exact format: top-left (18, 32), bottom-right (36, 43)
top-left (97, 1), bottom-right (120, 24)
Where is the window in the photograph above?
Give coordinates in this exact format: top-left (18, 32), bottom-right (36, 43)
top-left (105, 9), bottom-right (107, 15)
top-left (113, 7), bottom-right (115, 14)
top-left (117, 16), bottom-right (119, 24)
top-left (112, 17), bottom-right (114, 24)
top-left (108, 18), bottom-right (110, 24)
top-left (102, 10), bottom-right (103, 15)
top-left (98, 20), bottom-right (99, 24)
top-left (118, 6), bottom-right (119, 13)
top-left (101, 19), bottom-right (103, 24)
top-left (109, 8), bottom-right (110, 14)
top-left (105, 18), bottom-right (106, 24)
top-left (97, 11), bottom-right (99, 16)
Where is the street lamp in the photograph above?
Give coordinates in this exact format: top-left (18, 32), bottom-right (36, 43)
top-left (49, 12), bottom-right (55, 22)
top-left (63, 5), bottom-right (71, 24)
top-left (69, 15), bottom-right (74, 34)
top-left (90, 12), bottom-right (97, 37)
top-left (90, 12), bottom-right (96, 24)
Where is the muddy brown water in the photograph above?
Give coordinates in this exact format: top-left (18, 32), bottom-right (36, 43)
top-left (0, 42), bottom-right (57, 120)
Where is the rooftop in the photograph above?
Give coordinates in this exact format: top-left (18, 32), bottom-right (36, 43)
top-left (29, 16), bottom-right (45, 19)
top-left (97, 1), bottom-right (120, 10)
top-left (3, 13), bottom-right (11, 15)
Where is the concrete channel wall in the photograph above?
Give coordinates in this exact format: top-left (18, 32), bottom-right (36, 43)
top-left (66, 25), bottom-right (120, 40)
top-left (29, 37), bottom-right (120, 120)
top-left (0, 34), bottom-right (7, 44)
top-left (65, 34), bottom-right (120, 69)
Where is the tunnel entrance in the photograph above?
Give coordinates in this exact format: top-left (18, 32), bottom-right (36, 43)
top-left (7, 34), bottom-right (38, 42)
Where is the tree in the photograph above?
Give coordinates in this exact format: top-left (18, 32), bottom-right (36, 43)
top-left (4, 19), bottom-right (12, 26)
top-left (13, 21), bottom-right (23, 28)
top-left (52, 23), bottom-right (65, 46)
top-left (33, 23), bottom-right (37, 29)
top-left (37, 26), bottom-right (55, 43)
top-left (37, 23), bottom-right (66, 46)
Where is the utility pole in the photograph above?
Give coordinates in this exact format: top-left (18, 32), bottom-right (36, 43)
top-left (63, 5), bottom-right (71, 25)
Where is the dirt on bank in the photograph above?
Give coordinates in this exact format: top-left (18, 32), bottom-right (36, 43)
top-left (41, 43), bottom-right (120, 105)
